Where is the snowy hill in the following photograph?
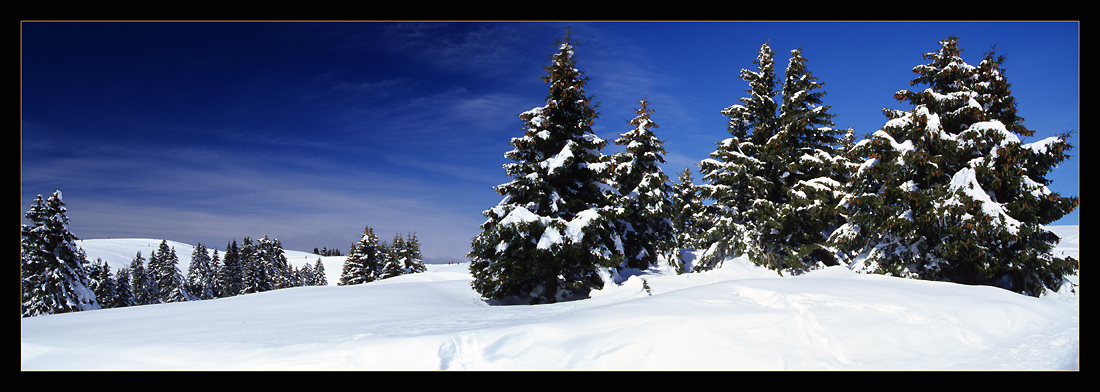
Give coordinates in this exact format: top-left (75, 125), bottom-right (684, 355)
top-left (22, 226), bottom-right (1079, 370)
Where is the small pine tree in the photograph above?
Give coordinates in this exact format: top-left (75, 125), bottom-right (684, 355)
top-left (154, 241), bottom-right (192, 303)
top-left (380, 234), bottom-right (406, 280)
top-left (115, 267), bottom-right (136, 308)
top-left (403, 232), bottom-right (427, 273)
top-left (129, 251), bottom-right (153, 305)
top-left (313, 258), bottom-right (329, 286)
top-left (670, 168), bottom-right (705, 252)
top-left (340, 226), bottom-right (385, 286)
top-left (21, 191), bottom-right (100, 317)
top-left (187, 243), bottom-right (217, 300)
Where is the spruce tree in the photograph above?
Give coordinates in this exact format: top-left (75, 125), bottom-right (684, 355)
top-left (129, 251), bottom-right (153, 305)
top-left (115, 267), bottom-right (136, 308)
top-left (830, 37), bottom-right (1079, 296)
top-left (340, 226), bottom-right (384, 286)
top-left (697, 43), bottom-right (845, 274)
top-left (380, 234), bottom-right (406, 280)
top-left (468, 32), bottom-right (621, 304)
top-left (218, 240), bottom-right (244, 297)
top-left (313, 258), bottom-right (329, 286)
top-left (187, 243), bottom-right (217, 300)
top-left (21, 191), bottom-right (100, 317)
top-left (154, 240), bottom-right (192, 303)
top-left (609, 98), bottom-right (677, 271)
top-left (670, 168), bottom-right (705, 252)
top-left (403, 232), bottom-right (427, 273)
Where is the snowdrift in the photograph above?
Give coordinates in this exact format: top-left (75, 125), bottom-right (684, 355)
top-left (21, 226), bottom-right (1079, 371)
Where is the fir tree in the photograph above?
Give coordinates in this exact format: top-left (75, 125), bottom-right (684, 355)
top-left (240, 237), bottom-right (263, 294)
top-left (670, 168), bottom-right (705, 253)
top-left (313, 258), bottom-right (329, 286)
top-left (468, 32), bottom-right (621, 304)
top-left (89, 258), bottom-right (118, 309)
top-left (340, 226), bottom-right (385, 286)
top-left (696, 44), bottom-right (847, 274)
top-left (403, 232), bottom-right (427, 273)
top-left (115, 267), bottom-right (136, 308)
top-left (129, 251), bottom-right (154, 305)
top-left (154, 240), bottom-right (192, 303)
top-left (21, 191), bottom-right (100, 317)
top-left (830, 37), bottom-right (1079, 296)
top-left (219, 240), bottom-right (244, 297)
top-left (610, 98), bottom-right (677, 271)
top-left (380, 234), bottom-right (406, 280)
top-left (187, 243), bottom-right (217, 300)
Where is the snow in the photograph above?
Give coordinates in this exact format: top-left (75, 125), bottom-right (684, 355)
top-left (22, 229), bottom-right (1078, 371)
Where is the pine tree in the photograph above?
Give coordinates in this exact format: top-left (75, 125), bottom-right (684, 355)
top-left (240, 237), bottom-right (264, 294)
top-left (129, 251), bottom-right (153, 305)
top-left (380, 234), bottom-right (406, 280)
top-left (313, 258), bottom-right (329, 286)
top-left (340, 226), bottom-right (385, 286)
top-left (218, 240), bottom-right (244, 297)
top-left (695, 44), bottom-right (847, 274)
top-left (609, 98), bottom-right (677, 271)
top-left (696, 43), bottom-right (779, 271)
top-left (669, 168), bottom-right (705, 255)
top-left (468, 32), bottom-right (621, 304)
top-left (403, 232), bottom-right (427, 273)
top-left (115, 267), bottom-right (136, 308)
top-left (91, 259), bottom-right (118, 309)
top-left (21, 191), bottom-right (100, 317)
top-left (153, 240), bottom-right (192, 303)
top-left (830, 37), bottom-right (1079, 296)
top-left (187, 243), bottom-right (217, 300)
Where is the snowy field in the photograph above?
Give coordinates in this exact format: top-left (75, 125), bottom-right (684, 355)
top-left (21, 226), bottom-right (1079, 371)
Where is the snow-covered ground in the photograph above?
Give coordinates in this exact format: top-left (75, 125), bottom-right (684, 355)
top-left (21, 226), bottom-right (1079, 370)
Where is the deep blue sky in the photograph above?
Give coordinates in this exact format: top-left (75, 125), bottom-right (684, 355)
top-left (21, 21), bottom-right (1079, 263)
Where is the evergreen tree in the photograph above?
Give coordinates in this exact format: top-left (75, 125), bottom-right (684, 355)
top-left (219, 240), bottom-right (244, 297)
top-left (129, 251), bottom-right (153, 305)
top-left (696, 42), bottom-right (778, 271)
top-left (380, 234), bottom-right (406, 279)
top-left (89, 259), bottom-right (118, 309)
top-left (829, 37), bottom-right (1078, 296)
top-left (670, 168), bottom-right (705, 252)
top-left (187, 243), bottom-right (217, 300)
top-left (313, 258), bottom-right (329, 286)
top-left (403, 232), bottom-right (427, 273)
top-left (609, 98), bottom-right (677, 271)
top-left (340, 226), bottom-right (385, 286)
top-left (696, 44), bottom-right (846, 274)
top-left (209, 248), bottom-right (221, 298)
top-left (21, 191), bottom-right (100, 317)
top-left (115, 267), bottom-right (136, 308)
top-left (154, 240), bottom-right (192, 303)
top-left (468, 32), bottom-right (621, 304)
top-left (240, 237), bottom-right (263, 294)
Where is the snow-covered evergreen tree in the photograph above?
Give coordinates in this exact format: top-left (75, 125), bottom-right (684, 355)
top-left (609, 98), bottom-right (677, 271)
top-left (129, 251), bottom-right (154, 305)
top-left (219, 240), bottom-right (244, 297)
top-left (312, 258), bottom-right (329, 286)
top-left (670, 167), bottom-right (705, 253)
top-left (21, 191), bottom-right (100, 317)
top-left (153, 240), bottom-right (192, 303)
top-left (403, 232), bottom-right (427, 274)
top-left (88, 258), bottom-right (118, 309)
top-left (380, 234), bottom-right (406, 280)
top-left (829, 37), bottom-right (1079, 296)
top-left (187, 243), bottom-right (217, 300)
top-left (114, 267), bottom-right (136, 308)
top-left (240, 237), bottom-right (264, 294)
top-left (468, 32), bottom-right (621, 304)
top-left (340, 226), bottom-right (384, 286)
top-left (696, 44), bottom-right (847, 274)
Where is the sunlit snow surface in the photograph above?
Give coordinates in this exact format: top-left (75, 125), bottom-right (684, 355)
top-left (22, 226), bottom-right (1078, 370)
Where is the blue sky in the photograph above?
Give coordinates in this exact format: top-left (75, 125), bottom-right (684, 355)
top-left (21, 21), bottom-right (1079, 263)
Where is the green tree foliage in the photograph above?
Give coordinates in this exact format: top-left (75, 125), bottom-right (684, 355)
top-left (830, 37), bottom-right (1079, 296)
top-left (468, 32), bottom-right (621, 304)
top-left (21, 191), bottom-right (100, 317)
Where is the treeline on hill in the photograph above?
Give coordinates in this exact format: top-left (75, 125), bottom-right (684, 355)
top-left (468, 33), bottom-right (1078, 305)
top-left (19, 189), bottom-right (426, 317)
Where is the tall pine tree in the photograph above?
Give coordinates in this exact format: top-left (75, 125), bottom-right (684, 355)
top-left (218, 240), bottom-right (244, 297)
top-left (696, 43), bottom-right (846, 274)
top-left (21, 191), bottom-right (100, 317)
top-left (468, 32), bottom-right (621, 304)
top-left (609, 98), bottom-right (677, 271)
top-left (830, 37), bottom-right (1078, 296)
